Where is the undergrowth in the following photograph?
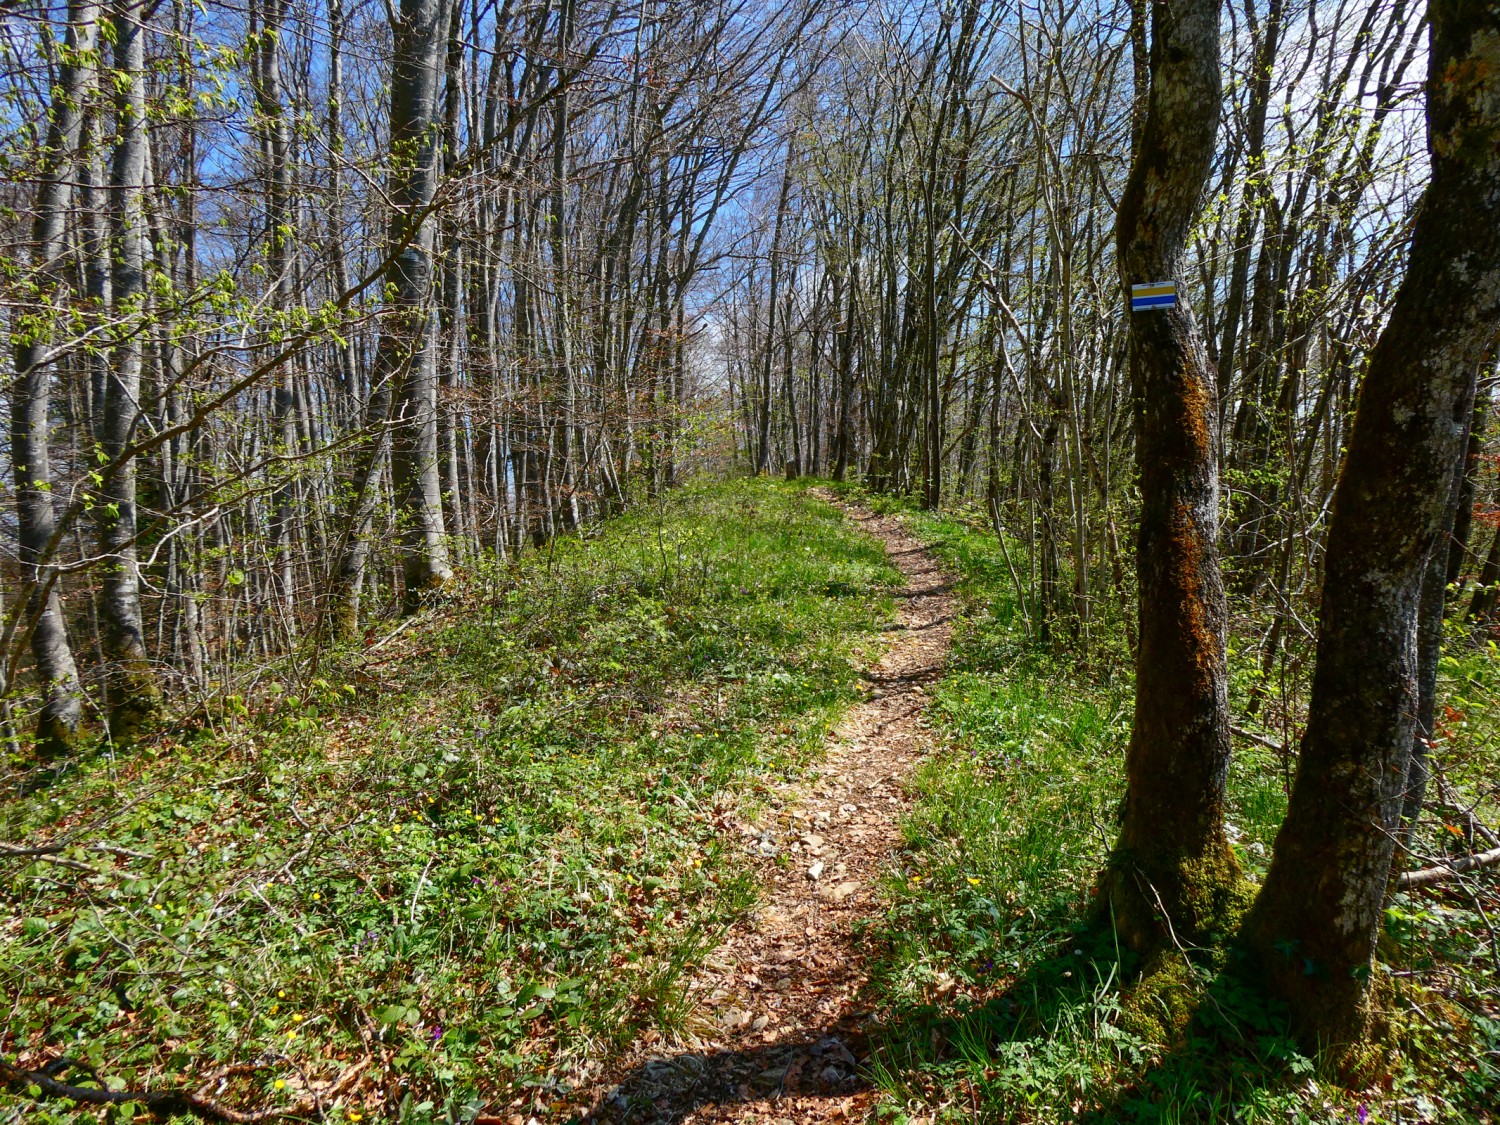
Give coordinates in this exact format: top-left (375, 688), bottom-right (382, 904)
top-left (0, 479), bottom-right (901, 1123)
top-left (7, 479), bottom-right (1495, 1123)
top-left (833, 490), bottom-right (1499, 1124)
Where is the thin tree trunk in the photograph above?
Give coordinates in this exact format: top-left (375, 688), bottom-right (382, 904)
top-left (1467, 522), bottom-right (1500, 621)
top-left (1403, 415), bottom-right (1476, 838)
top-left (1445, 384), bottom-right (1490, 589)
top-left (251, 0), bottom-right (299, 626)
top-left (756, 158), bottom-right (795, 475)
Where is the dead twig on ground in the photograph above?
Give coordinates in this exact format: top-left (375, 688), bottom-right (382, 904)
top-left (0, 1055), bottom-right (367, 1123)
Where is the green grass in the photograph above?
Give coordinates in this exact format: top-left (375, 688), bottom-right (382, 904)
top-left (0, 478), bottom-right (902, 1124)
top-left (849, 499), bottom-right (1500, 1125)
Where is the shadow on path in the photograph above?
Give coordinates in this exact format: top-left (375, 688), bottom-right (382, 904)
top-left (589, 1017), bottom-right (873, 1123)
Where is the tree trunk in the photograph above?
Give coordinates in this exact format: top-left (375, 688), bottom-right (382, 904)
top-left (250, 0), bottom-right (299, 625)
top-left (1445, 384), bottom-right (1490, 589)
top-left (1215, 0), bottom-right (1283, 420)
top-left (10, 0), bottom-right (96, 753)
top-left (95, 0), bottom-right (163, 744)
top-left (1467, 522), bottom-right (1500, 621)
top-left (1102, 0), bottom-right (1243, 954)
top-left (332, 0), bottom-right (455, 627)
top-left (756, 158), bottom-right (796, 476)
top-left (832, 258), bottom-right (856, 483)
top-left (1403, 426), bottom-right (1472, 838)
top-left (1239, 0), bottom-right (1500, 1047)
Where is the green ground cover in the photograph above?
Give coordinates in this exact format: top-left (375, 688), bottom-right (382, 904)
top-left (7, 480), bottom-right (1495, 1124)
top-left (841, 494), bottom-right (1499, 1125)
top-left (0, 480), bottom-right (901, 1124)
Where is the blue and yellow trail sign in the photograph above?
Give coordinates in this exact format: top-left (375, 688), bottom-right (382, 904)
top-left (1130, 281), bottom-right (1178, 312)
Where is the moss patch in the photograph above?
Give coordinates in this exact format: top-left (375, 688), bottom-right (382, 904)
top-left (1119, 951), bottom-right (1199, 1046)
top-left (1100, 838), bottom-right (1255, 959)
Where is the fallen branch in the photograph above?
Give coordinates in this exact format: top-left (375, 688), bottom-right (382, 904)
top-left (0, 841), bottom-right (65, 859)
top-left (1398, 845), bottom-right (1500, 888)
top-left (0, 1054), bottom-right (366, 1123)
top-left (0, 841), bottom-right (97, 873)
top-left (1230, 725), bottom-right (1286, 753)
top-left (1425, 802), bottom-right (1500, 850)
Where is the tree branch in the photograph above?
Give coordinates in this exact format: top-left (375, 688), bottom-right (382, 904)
top-left (1398, 845), bottom-right (1500, 888)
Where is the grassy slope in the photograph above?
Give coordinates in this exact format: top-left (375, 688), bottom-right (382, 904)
top-left (0, 480), bottom-right (901, 1124)
top-left (849, 498), bottom-right (1498, 1125)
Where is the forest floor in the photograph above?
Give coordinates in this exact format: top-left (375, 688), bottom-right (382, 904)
top-left (3, 480), bottom-right (1497, 1125)
top-left (1, 480), bottom-right (913, 1125)
top-left (585, 496), bottom-right (955, 1124)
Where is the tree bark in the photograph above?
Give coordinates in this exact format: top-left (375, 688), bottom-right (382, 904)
top-left (95, 0), bottom-right (163, 744)
top-left (1468, 521), bottom-right (1500, 621)
top-left (329, 0), bottom-right (455, 629)
top-left (1102, 0), bottom-right (1243, 953)
top-left (756, 157), bottom-right (796, 475)
top-left (1444, 385), bottom-right (1489, 588)
top-left (388, 0), bottom-right (456, 612)
top-left (1239, 0), bottom-right (1500, 1047)
top-left (10, 0), bottom-right (96, 753)
top-left (1402, 428), bottom-right (1471, 839)
top-left (249, 0), bottom-right (299, 625)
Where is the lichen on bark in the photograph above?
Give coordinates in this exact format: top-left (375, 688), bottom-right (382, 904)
top-left (1101, 0), bottom-right (1244, 959)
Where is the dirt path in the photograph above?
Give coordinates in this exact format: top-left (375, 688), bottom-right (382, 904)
top-left (586, 497), bottom-right (955, 1124)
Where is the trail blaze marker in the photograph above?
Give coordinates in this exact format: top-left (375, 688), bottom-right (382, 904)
top-left (1130, 281), bottom-right (1178, 312)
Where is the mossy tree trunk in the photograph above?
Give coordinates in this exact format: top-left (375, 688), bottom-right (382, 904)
top-left (1102, 0), bottom-right (1244, 954)
top-left (1239, 0), bottom-right (1500, 1048)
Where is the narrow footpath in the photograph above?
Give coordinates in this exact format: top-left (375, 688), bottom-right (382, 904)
top-left (588, 496), bottom-right (956, 1124)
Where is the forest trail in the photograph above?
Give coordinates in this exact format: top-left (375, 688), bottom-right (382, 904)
top-left (587, 495), bottom-right (956, 1124)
